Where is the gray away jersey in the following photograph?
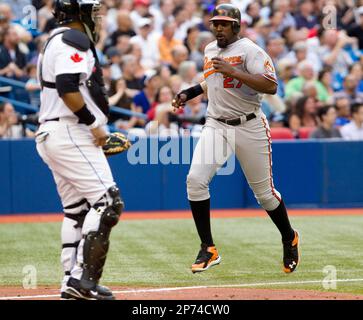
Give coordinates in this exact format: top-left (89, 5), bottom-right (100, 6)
top-left (203, 38), bottom-right (277, 119)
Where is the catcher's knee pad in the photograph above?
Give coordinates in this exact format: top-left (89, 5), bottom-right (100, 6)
top-left (186, 172), bottom-right (210, 201)
top-left (80, 186), bottom-right (124, 290)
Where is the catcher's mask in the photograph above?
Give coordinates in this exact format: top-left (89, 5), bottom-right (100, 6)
top-left (209, 3), bottom-right (241, 35)
top-left (53, 0), bottom-right (102, 43)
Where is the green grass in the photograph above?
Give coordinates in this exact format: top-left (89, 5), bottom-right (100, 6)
top-left (0, 215), bottom-right (363, 294)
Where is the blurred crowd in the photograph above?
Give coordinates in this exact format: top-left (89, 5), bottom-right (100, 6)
top-left (1, 0), bottom-right (363, 140)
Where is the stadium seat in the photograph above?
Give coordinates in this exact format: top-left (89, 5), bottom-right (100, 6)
top-left (298, 127), bottom-right (315, 139)
top-left (270, 127), bottom-right (294, 140)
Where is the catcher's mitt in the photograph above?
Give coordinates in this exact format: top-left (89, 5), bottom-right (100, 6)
top-left (103, 132), bottom-right (131, 156)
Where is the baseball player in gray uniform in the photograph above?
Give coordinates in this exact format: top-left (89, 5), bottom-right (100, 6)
top-left (172, 4), bottom-right (300, 274)
top-left (35, 0), bottom-right (123, 300)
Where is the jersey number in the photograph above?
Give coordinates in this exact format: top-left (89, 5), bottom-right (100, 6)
top-left (223, 76), bottom-right (243, 88)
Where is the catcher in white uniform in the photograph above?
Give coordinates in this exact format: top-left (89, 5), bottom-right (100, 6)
top-left (172, 4), bottom-right (300, 274)
top-left (35, 0), bottom-right (123, 300)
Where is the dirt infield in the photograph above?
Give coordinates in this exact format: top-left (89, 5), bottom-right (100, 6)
top-left (0, 208), bottom-right (362, 224)
top-left (0, 286), bottom-right (363, 300)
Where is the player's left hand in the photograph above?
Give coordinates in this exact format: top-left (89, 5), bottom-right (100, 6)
top-left (212, 57), bottom-right (235, 77)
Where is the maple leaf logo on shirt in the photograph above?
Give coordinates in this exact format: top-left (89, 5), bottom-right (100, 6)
top-left (70, 53), bottom-right (83, 63)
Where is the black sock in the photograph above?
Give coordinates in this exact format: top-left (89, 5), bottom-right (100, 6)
top-left (189, 198), bottom-right (214, 246)
top-left (266, 199), bottom-right (295, 242)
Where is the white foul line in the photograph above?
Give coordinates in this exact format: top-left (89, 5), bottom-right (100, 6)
top-left (1, 278), bottom-right (363, 300)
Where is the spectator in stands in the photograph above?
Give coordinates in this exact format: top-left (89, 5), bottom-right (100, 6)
top-left (333, 0), bottom-right (355, 30)
top-left (95, 4), bottom-right (112, 55)
top-left (158, 21), bottom-right (182, 64)
top-left (182, 94), bottom-right (207, 136)
top-left (168, 74), bottom-right (183, 96)
top-left (0, 20), bottom-right (7, 48)
top-left (178, 60), bottom-right (198, 90)
top-left (319, 29), bottom-right (355, 78)
top-left (184, 25), bottom-right (199, 54)
top-left (25, 63), bottom-right (41, 108)
top-left (120, 54), bottom-right (144, 95)
top-left (197, 6), bottom-right (213, 32)
top-left (273, 0), bottom-right (296, 33)
top-left (130, 0), bottom-right (152, 32)
top-left (284, 40), bottom-right (322, 73)
top-left (269, 8), bottom-right (286, 36)
top-left (115, 34), bottom-right (132, 55)
top-left (289, 96), bottom-right (318, 131)
top-left (145, 85), bottom-right (178, 136)
top-left (37, 0), bottom-right (54, 32)
top-left (146, 84), bottom-right (173, 120)
top-left (127, 42), bottom-right (147, 79)
top-left (294, 0), bottom-right (318, 30)
top-left (2, 0), bottom-right (31, 21)
top-left (262, 94), bottom-right (287, 119)
top-left (281, 26), bottom-right (303, 52)
top-left (265, 36), bottom-right (286, 65)
top-left (302, 81), bottom-right (327, 108)
top-left (166, 44), bottom-right (189, 75)
top-left (150, 0), bottom-right (175, 35)
top-left (0, 102), bottom-right (32, 138)
top-left (0, 3), bottom-right (32, 43)
top-left (287, 112), bottom-right (301, 139)
top-left (133, 69), bottom-right (161, 115)
top-left (101, 61), bottom-right (112, 94)
top-left (253, 18), bottom-right (272, 49)
top-left (180, 0), bottom-right (202, 35)
top-left (348, 6), bottom-right (363, 50)
top-left (334, 74), bottom-right (363, 105)
top-left (318, 67), bottom-right (334, 100)
top-left (269, 112), bottom-right (287, 128)
top-left (335, 96), bottom-right (351, 127)
top-left (0, 9), bottom-right (10, 39)
top-left (348, 62), bottom-right (363, 93)
top-left (285, 60), bottom-right (329, 102)
top-left (309, 105), bottom-right (342, 139)
top-left (0, 26), bottom-right (26, 79)
top-left (340, 103), bottom-right (363, 140)
top-left (245, 2), bottom-right (261, 27)
top-left (105, 47), bottom-right (122, 80)
top-left (173, 5), bottom-right (191, 42)
top-left (109, 77), bottom-right (143, 130)
top-left (130, 17), bottom-right (160, 70)
top-left (190, 31), bottom-right (214, 72)
top-left (110, 9), bottom-right (136, 47)
top-left (28, 33), bottom-right (48, 66)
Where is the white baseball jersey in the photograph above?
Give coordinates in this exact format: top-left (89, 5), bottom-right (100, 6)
top-left (203, 38), bottom-right (277, 119)
top-left (37, 27), bottom-right (108, 126)
top-left (36, 27), bottom-right (116, 289)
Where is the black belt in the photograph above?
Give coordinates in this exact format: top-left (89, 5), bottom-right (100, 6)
top-left (42, 81), bottom-right (56, 89)
top-left (42, 81), bottom-right (83, 89)
top-left (216, 113), bottom-right (256, 126)
top-left (44, 117), bottom-right (59, 122)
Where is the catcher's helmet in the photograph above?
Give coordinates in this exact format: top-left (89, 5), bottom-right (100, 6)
top-left (53, 0), bottom-right (102, 43)
top-left (210, 4), bottom-right (241, 34)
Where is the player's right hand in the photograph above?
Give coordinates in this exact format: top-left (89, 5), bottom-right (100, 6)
top-left (91, 126), bottom-right (108, 147)
top-left (172, 93), bottom-right (187, 112)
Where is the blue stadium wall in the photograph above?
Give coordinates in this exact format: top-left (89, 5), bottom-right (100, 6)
top-left (0, 138), bottom-right (362, 214)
